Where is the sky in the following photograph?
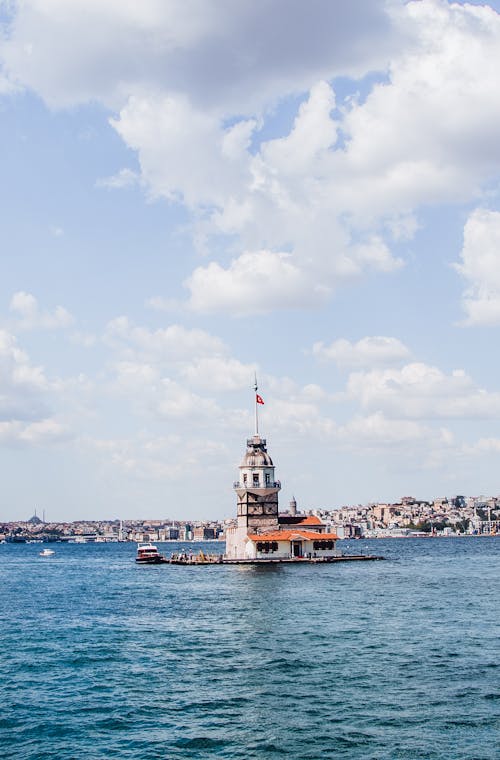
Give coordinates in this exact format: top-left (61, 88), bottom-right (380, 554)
top-left (3, 0), bottom-right (500, 522)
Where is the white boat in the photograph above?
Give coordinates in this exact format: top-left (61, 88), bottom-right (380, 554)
top-left (39, 548), bottom-right (55, 557)
top-left (135, 543), bottom-right (168, 564)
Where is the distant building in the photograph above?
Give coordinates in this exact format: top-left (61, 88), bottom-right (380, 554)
top-left (193, 526), bottom-right (215, 541)
top-left (372, 504), bottom-right (399, 525)
top-left (165, 527), bottom-right (180, 540)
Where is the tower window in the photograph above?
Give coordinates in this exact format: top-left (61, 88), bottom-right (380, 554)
top-left (243, 474), bottom-right (247, 484)
top-left (253, 474), bottom-right (259, 486)
top-left (265, 473), bottom-right (270, 485)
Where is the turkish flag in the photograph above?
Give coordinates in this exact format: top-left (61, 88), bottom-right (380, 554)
top-left (256, 394), bottom-right (265, 405)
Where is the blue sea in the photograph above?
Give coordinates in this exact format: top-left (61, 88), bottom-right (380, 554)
top-left (1, 538), bottom-right (499, 759)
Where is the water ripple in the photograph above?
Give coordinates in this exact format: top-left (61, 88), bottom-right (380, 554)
top-left (1, 538), bottom-right (499, 759)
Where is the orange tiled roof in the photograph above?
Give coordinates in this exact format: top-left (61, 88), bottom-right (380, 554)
top-left (278, 514), bottom-right (323, 526)
top-left (247, 530), bottom-right (338, 542)
top-left (291, 515), bottom-right (322, 526)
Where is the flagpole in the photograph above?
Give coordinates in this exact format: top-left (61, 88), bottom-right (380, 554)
top-left (254, 374), bottom-right (259, 436)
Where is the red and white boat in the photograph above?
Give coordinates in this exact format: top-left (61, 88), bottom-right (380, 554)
top-left (135, 543), bottom-right (168, 564)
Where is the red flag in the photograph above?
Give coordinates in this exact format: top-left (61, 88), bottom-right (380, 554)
top-left (256, 394), bottom-right (265, 405)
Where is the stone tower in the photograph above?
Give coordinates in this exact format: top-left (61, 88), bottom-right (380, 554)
top-left (233, 435), bottom-right (281, 533)
top-left (225, 379), bottom-right (282, 558)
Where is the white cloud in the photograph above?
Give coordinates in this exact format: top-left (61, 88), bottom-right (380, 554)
top-left (101, 317), bottom-right (259, 419)
top-left (333, 413), bottom-right (458, 476)
top-left (110, 361), bottom-right (219, 420)
top-left (270, 397), bottom-right (336, 438)
top-left (9, 291), bottom-right (73, 331)
top-left (349, 238), bottom-right (403, 273)
top-left (0, 328), bottom-right (70, 446)
top-left (104, 0), bottom-right (500, 314)
top-left (336, 412), bottom-right (441, 448)
top-left (0, 328), bottom-right (49, 422)
top-left (337, 1), bottom-right (500, 215)
top-left (156, 378), bottom-right (218, 419)
top-left (111, 93), bottom-right (255, 207)
top-left (70, 332), bottom-right (97, 348)
top-left (111, 360), bottom-right (159, 392)
top-left (0, 0), bottom-right (395, 110)
top-left (180, 357), bottom-right (256, 392)
top-left (102, 325), bottom-right (334, 435)
top-left (2, 6), bottom-right (399, 313)
top-left (384, 213), bottom-right (419, 242)
top-left (145, 296), bottom-right (182, 313)
top-left (455, 208), bottom-right (500, 326)
top-left (104, 317), bottom-right (226, 361)
top-left (186, 249), bottom-right (326, 315)
top-left (9, 3), bottom-right (500, 314)
top-left (346, 362), bottom-right (500, 420)
top-left (89, 433), bottom-right (228, 481)
top-left (260, 79), bottom-right (338, 174)
top-left (313, 336), bottom-right (411, 368)
top-left (301, 384), bottom-right (328, 402)
top-left (0, 418), bottom-right (70, 446)
top-left (177, 82), bottom-right (403, 313)
top-left (468, 437), bottom-right (500, 454)
top-left (0, 59), bottom-right (17, 95)
top-left (96, 167), bottom-right (140, 190)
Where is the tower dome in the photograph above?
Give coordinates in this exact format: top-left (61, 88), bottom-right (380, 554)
top-left (240, 435), bottom-right (274, 468)
top-left (236, 435), bottom-right (279, 492)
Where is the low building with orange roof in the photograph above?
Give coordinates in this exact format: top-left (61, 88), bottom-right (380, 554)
top-left (246, 528), bottom-right (339, 560)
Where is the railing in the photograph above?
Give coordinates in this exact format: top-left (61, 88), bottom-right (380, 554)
top-left (233, 480), bottom-right (281, 489)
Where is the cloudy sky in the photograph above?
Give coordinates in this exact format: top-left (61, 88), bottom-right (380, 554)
top-left (3, 0), bottom-right (500, 522)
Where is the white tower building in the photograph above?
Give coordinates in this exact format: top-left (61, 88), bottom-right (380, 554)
top-left (225, 379), bottom-right (281, 558)
top-left (224, 378), bottom-right (339, 561)
top-left (225, 434), bottom-right (281, 559)
top-left (236, 435), bottom-right (281, 526)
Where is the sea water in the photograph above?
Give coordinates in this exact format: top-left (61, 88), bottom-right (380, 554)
top-left (0, 538), bottom-right (499, 759)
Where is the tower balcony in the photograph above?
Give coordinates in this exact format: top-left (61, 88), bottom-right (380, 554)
top-left (233, 480), bottom-right (281, 490)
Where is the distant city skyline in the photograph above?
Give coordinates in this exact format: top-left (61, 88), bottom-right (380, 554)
top-left (3, 1), bottom-right (500, 521)
top-left (2, 492), bottom-right (497, 544)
